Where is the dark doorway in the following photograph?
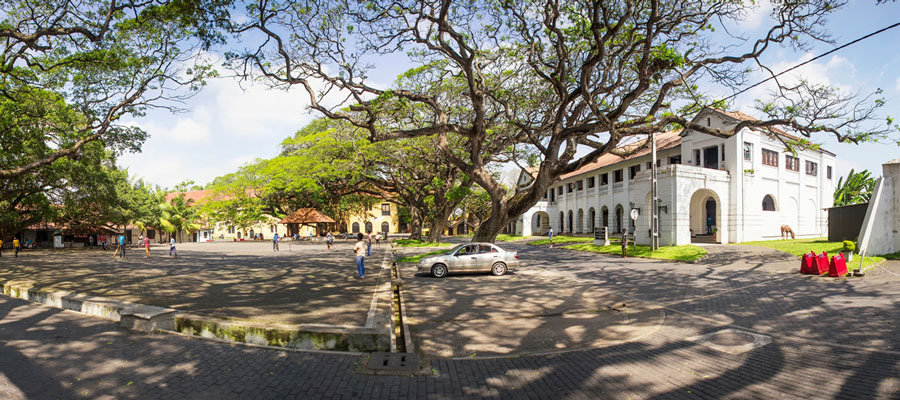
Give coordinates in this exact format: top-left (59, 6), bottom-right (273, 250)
top-left (615, 206), bottom-right (623, 233)
top-left (705, 198), bottom-right (717, 233)
top-left (602, 208), bottom-right (609, 228)
top-left (567, 211), bottom-right (573, 233)
top-left (703, 146), bottom-right (719, 169)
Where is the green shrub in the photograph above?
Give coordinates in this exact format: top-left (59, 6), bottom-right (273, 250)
top-left (842, 240), bottom-right (855, 252)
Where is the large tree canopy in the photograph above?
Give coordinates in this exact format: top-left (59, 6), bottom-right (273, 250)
top-left (229, 0), bottom-right (897, 241)
top-left (0, 0), bottom-right (231, 180)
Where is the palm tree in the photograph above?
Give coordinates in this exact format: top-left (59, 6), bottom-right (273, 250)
top-left (159, 195), bottom-right (201, 242)
top-left (833, 169), bottom-right (876, 206)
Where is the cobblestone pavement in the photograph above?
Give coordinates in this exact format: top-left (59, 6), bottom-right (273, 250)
top-left (1, 242), bottom-right (899, 399)
top-left (0, 241), bottom-right (382, 326)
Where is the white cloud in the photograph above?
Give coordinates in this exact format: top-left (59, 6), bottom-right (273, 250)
top-left (738, 53), bottom-right (858, 110)
top-left (895, 75), bottom-right (900, 91)
top-left (165, 114), bottom-right (213, 144)
top-left (742, 0), bottom-right (773, 30)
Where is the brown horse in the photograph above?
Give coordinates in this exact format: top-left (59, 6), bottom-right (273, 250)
top-left (780, 225), bottom-right (796, 240)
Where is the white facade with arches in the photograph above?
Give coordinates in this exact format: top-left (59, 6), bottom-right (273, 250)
top-left (511, 108), bottom-right (836, 245)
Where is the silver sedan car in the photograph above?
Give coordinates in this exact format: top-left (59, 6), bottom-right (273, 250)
top-left (417, 243), bottom-right (519, 278)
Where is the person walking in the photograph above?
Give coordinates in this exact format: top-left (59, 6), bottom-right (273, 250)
top-left (548, 227), bottom-right (554, 248)
top-left (354, 233), bottom-right (366, 279)
top-left (112, 234), bottom-right (126, 258)
top-left (326, 232), bottom-right (334, 250)
top-left (309, 231), bottom-right (313, 241)
top-left (144, 236), bottom-right (151, 258)
top-left (366, 232), bottom-right (373, 257)
top-left (13, 237), bottom-right (20, 257)
top-left (273, 233), bottom-right (280, 252)
top-left (169, 237), bottom-right (177, 258)
top-left (621, 229), bottom-right (628, 258)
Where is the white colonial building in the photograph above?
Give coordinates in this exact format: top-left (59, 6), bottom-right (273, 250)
top-left (510, 108), bottom-right (836, 245)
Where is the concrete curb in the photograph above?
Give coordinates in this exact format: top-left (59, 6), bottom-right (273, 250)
top-left (1, 279), bottom-right (175, 331)
top-left (174, 313), bottom-right (390, 352)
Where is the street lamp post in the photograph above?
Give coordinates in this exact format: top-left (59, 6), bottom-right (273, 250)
top-left (651, 131), bottom-right (659, 250)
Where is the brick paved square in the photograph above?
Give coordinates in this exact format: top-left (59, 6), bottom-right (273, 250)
top-left (0, 241), bottom-right (385, 326)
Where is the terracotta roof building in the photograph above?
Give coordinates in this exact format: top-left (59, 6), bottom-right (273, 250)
top-left (510, 107), bottom-right (836, 246)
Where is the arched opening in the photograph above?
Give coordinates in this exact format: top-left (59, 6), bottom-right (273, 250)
top-left (615, 205), bottom-right (624, 233)
top-left (705, 199), bottom-right (716, 233)
top-left (601, 206), bottom-right (609, 229)
top-left (690, 189), bottom-right (722, 243)
top-left (576, 209), bottom-right (584, 233)
top-left (803, 198), bottom-right (817, 234)
top-left (588, 207), bottom-right (596, 232)
top-left (532, 211), bottom-right (551, 235)
top-left (762, 195), bottom-right (776, 211)
top-left (567, 210), bottom-right (574, 233)
top-left (352, 222), bottom-right (360, 233)
top-left (559, 211), bottom-right (564, 232)
top-left (365, 221), bottom-right (373, 233)
top-left (381, 222), bottom-right (389, 233)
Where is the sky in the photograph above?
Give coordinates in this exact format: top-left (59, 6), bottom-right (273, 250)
top-left (118, 1), bottom-right (900, 189)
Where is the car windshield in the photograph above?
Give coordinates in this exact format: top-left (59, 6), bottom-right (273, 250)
top-left (445, 244), bottom-right (466, 255)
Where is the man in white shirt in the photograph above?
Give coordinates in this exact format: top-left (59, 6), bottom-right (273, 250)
top-left (354, 233), bottom-right (366, 279)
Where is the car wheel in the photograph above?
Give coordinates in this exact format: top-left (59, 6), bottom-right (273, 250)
top-left (491, 262), bottom-right (508, 276)
top-left (431, 264), bottom-right (448, 278)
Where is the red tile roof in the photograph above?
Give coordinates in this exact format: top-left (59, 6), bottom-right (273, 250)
top-left (165, 190), bottom-right (212, 205)
top-left (559, 129), bottom-right (683, 180)
top-left (279, 208), bottom-right (336, 224)
top-left (712, 109), bottom-right (801, 141)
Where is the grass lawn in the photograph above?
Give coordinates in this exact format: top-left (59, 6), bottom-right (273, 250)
top-left (737, 238), bottom-right (885, 271)
top-left (527, 236), bottom-right (593, 246)
top-left (397, 249), bottom-right (448, 263)
top-left (393, 239), bottom-right (454, 248)
top-left (882, 251), bottom-right (900, 260)
top-left (563, 243), bottom-right (707, 262)
top-left (495, 234), bottom-right (529, 242)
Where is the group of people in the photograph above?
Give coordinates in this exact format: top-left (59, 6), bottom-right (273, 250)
top-left (0, 237), bottom-right (22, 258)
top-left (112, 234), bottom-right (178, 259)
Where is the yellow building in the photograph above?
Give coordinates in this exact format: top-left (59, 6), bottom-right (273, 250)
top-left (341, 201), bottom-right (403, 234)
top-left (208, 215), bottom-right (294, 241)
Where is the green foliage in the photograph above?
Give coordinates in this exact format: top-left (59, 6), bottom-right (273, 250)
top-left (202, 118), bottom-right (376, 229)
top-left (842, 241), bottom-right (856, 252)
top-left (834, 169), bottom-right (876, 206)
top-left (393, 239), bottom-right (453, 248)
top-left (0, 0), bottom-right (231, 180)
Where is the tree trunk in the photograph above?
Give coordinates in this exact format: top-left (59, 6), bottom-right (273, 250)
top-left (427, 217), bottom-right (447, 243)
top-left (472, 213), bottom-right (507, 243)
top-left (409, 209), bottom-right (423, 240)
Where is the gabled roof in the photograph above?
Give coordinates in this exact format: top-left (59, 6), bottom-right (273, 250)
top-left (165, 190), bottom-right (212, 205)
top-left (702, 108), bottom-right (800, 141)
top-left (279, 208), bottom-right (336, 224)
top-left (698, 108), bottom-right (834, 156)
top-left (559, 129), bottom-right (683, 180)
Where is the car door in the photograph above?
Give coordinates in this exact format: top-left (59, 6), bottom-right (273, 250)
top-left (451, 245), bottom-right (478, 271)
top-left (475, 244), bottom-right (501, 272)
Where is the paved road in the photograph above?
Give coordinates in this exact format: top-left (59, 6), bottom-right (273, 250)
top-left (1, 243), bottom-right (899, 399)
top-left (0, 241), bottom-right (382, 326)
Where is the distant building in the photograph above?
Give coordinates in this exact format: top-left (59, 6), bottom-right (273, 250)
top-left (509, 108), bottom-right (835, 244)
top-left (340, 201), bottom-right (403, 235)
